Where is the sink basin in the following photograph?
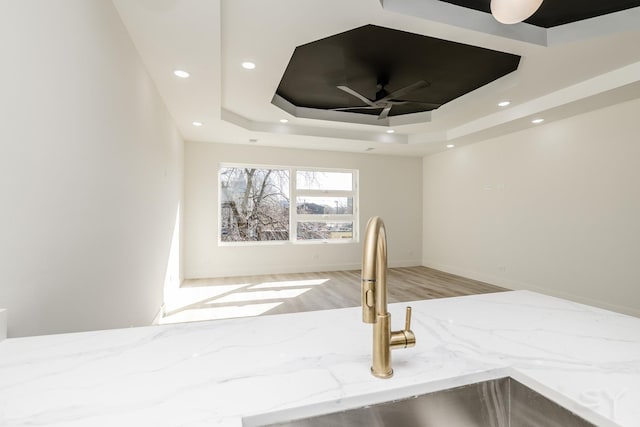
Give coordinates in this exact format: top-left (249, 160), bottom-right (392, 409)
top-left (246, 377), bottom-right (597, 427)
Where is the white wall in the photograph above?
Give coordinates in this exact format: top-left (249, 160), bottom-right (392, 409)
top-left (423, 98), bottom-right (640, 317)
top-left (0, 0), bottom-right (183, 337)
top-left (184, 142), bottom-right (422, 278)
top-left (0, 309), bottom-right (6, 342)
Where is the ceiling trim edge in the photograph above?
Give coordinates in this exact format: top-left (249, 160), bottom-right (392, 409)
top-left (221, 108), bottom-right (410, 144)
top-left (447, 61), bottom-right (640, 141)
top-left (381, 0), bottom-right (640, 47)
top-left (380, 0), bottom-right (547, 45)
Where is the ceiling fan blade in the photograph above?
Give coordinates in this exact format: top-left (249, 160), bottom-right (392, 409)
top-left (336, 85), bottom-right (377, 107)
top-left (377, 80), bottom-right (430, 103)
top-left (331, 106), bottom-right (381, 111)
top-left (378, 105), bottom-right (392, 120)
top-left (398, 100), bottom-right (442, 108)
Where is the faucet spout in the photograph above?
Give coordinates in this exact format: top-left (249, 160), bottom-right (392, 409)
top-left (361, 217), bottom-right (416, 378)
top-left (361, 216), bottom-right (387, 323)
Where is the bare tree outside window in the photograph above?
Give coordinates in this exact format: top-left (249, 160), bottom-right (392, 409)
top-left (220, 167), bottom-right (290, 241)
top-left (296, 170), bottom-right (352, 191)
top-left (219, 165), bottom-right (357, 244)
top-left (297, 222), bottom-right (354, 240)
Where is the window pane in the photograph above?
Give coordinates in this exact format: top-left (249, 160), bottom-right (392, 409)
top-left (296, 197), bottom-right (353, 215)
top-left (297, 222), bottom-right (353, 240)
top-left (296, 170), bottom-right (353, 191)
top-left (220, 167), bottom-right (290, 242)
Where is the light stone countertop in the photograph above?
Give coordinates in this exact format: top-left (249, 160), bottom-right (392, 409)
top-left (0, 290), bottom-right (639, 426)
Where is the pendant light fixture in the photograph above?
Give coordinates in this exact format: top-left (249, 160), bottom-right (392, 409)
top-left (490, 0), bottom-right (544, 24)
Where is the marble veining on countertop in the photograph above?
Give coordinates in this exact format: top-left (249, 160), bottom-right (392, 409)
top-left (0, 290), bottom-right (639, 426)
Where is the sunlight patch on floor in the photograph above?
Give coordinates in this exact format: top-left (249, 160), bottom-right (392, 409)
top-left (248, 279), bottom-right (329, 289)
top-left (160, 277), bottom-right (331, 324)
top-left (159, 302), bottom-right (283, 324)
top-left (163, 284), bottom-right (249, 313)
top-left (213, 288), bottom-right (313, 304)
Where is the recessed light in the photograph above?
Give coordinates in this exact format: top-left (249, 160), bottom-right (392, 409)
top-left (192, 121), bottom-right (203, 127)
top-left (531, 118), bottom-right (544, 124)
top-left (446, 144), bottom-right (455, 148)
top-left (498, 101), bottom-right (510, 107)
top-left (386, 129), bottom-right (395, 134)
top-left (279, 119), bottom-right (289, 123)
top-left (173, 70), bottom-right (190, 78)
top-left (242, 61), bottom-right (256, 70)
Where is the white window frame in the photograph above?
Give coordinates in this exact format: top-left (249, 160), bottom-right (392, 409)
top-left (291, 167), bottom-right (358, 244)
top-left (218, 163), bottom-right (359, 245)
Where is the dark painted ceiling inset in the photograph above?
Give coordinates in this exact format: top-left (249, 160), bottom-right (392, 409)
top-left (275, 25), bottom-right (520, 119)
top-left (439, 0), bottom-right (640, 28)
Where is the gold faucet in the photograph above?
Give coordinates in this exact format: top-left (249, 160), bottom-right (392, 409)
top-left (361, 216), bottom-right (416, 378)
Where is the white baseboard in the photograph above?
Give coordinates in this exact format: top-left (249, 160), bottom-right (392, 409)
top-left (422, 259), bottom-right (640, 318)
top-left (389, 259), bottom-right (423, 269)
top-left (506, 281), bottom-right (640, 318)
top-left (422, 260), bottom-right (510, 290)
top-left (185, 259), bottom-right (423, 280)
top-left (151, 304), bottom-right (165, 325)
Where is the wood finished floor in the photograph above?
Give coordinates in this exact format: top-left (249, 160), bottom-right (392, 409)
top-left (163, 266), bottom-right (507, 323)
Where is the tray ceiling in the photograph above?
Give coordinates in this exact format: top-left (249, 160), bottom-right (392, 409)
top-left (439, 0), bottom-right (640, 28)
top-left (275, 25), bottom-right (520, 122)
top-left (112, 0), bottom-right (640, 156)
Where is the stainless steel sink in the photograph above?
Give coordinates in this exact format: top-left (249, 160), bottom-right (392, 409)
top-left (249, 377), bottom-right (596, 427)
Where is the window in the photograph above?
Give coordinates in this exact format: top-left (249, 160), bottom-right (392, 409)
top-left (219, 164), bottom-right (358, 244)
top-left (220, 167), bottom-right (290, 242)
top-left (294, 170), bottom-right (355, 242)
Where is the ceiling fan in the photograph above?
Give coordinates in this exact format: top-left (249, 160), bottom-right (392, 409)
top-left (332, 76), bottom-right (441, 120)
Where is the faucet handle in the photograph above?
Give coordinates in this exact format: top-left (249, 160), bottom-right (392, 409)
top-left (405, 306), bottom-right (412, 331)
top-left (390, 306), bottom-right (416, 350)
